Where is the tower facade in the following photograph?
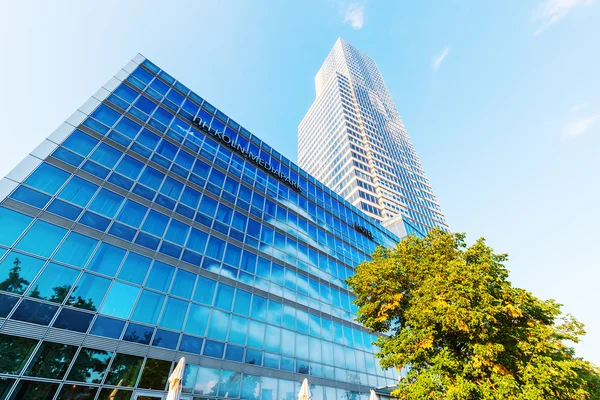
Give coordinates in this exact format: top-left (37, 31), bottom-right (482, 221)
top-left (299, 38), bottom-right (448, 235)
top-left (0, 55), bottom-right (399, 399)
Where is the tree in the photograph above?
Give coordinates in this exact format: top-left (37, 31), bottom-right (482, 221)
top-left (346, 229), bottom-right (600, 400)
top-left (0, 258), bottom-right (30, 293)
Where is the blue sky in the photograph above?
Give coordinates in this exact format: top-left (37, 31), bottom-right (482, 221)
top-left (1, 1), bottom-right (599, 363)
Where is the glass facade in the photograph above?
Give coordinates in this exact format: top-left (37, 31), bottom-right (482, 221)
top-left (0, 55), bottom-right (399, 399)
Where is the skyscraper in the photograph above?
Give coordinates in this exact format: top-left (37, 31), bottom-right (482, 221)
top-left (299, 38), bottom-right (448, 236)
top-left (0, 54), bottom-right (399, 399)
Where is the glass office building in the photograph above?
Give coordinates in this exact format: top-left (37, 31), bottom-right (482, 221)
top-left (299, 39), bottom-right (448, 236)
top-left (0, 54), bottom-right (400, 400)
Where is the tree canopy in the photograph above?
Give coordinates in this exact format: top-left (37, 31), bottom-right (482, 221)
top-left (346, 229), bottom-right (600, 399)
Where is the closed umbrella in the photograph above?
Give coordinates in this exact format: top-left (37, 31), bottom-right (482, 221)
top-left (298, 378), bottom-right (311, 400)
top-left (166, 357), bottom-right (186, 400)
top-left (369, 389), bottom-right (379, 400)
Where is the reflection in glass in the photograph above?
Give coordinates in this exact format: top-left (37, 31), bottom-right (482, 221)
top-left (100, 281), bottom-right (139, 319)
top-left (96, 388), bottom-right (132, 400)
top-left (241, 373), bottom-right (260, 400)
top-left (182, 364), bottom-right (198, 393)
top-left (0, 252), bottom-right (45, 294)
top-left (68, 347), bottom-right (113, 383)
top-left (56, 384), bottom-right (98, 399)
top-left (8, 380), bottom-right (59, 400)
top-left (0, 334), bottom-right (38, 374)
top-left (25, 341), bottom-right (77, 379)
top-left (194, 366), bottom-right (219, 396)
top-left (10, 299), bottom-right (58, 325)
top-left (67, 272), bottom-right (111, 311)
top-left (138, 358), bottom-right (171, 390)
top-left (26, 263), bottom-right (79, 303)
top-left (218, 370), bottom-right (241, 398)
top-left (89, 316), bottom-right (125, 339)
top-left (105, 353), bottom-right (143, 387)
top-left (123, 323), bottom-right (154, 345)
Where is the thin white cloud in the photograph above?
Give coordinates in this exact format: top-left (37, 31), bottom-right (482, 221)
top-left (533, 0), bottom-right (593, 36)
top-left (565, 114), bottom-right (600, 136)
top-left (569, 103), bottom-right (587, 113)
top-left (433, 48), bottom-right (450, 72)
top-left (340, 1), bottom-right (366, 30)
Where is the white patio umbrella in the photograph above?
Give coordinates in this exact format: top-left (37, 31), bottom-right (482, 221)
top-left (298, 378), bottom-right (311, 400)
top-left (166, 357), bottom-right (186, 400)
top-left (369, 389), bottom-right (379, 400)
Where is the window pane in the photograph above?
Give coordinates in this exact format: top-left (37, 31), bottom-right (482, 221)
top-left (105, 353), bottom-right (143, 387)
top-left (0, 208), bottom-right (31, 247)
top-left (86, 243), bottom-right (126, 277)
top-left (89, 189), bottom-right (124, 218)
top-left (116, 200), bottom-right (147, 228)
top-left (117, 252), bottom-right (151, 284)
top-left (25, 341), bottom-right (77, 379)
top-left (68, 272), bottom-right (110, 311)
top-left (0, 252), bottom-right (45, 294)
top-left (8, 380), bottom-right (58, 400)
top-left (27, 262), bottom-right (79, 303)
top-left (138, 358), bottom-right (171, 390)
top-left (57, 176), bottom-right (98, 207)
top-left (56, 384), bottom-right (98, 399)
top-left (159, 297), bottom-right (188, 331)
top-left (194, 366), bottom-right (220, 396)
top-left (218, 370), bottom-right (241, 398)
top-left (24, 163), bottom-right (69, 195)
top-left (62, 129), bottom-right (98, 156)
top-left (53, 232), bottom-right (98, 268)
top-left (215, 283), bottom-right (234, 311)
top-left (53, 308), bottom-right (94, 333)
top-left (11, 299), bottom-right (58, 325)
top-left (100, 281), bottom-right (139, 319)
top-left (96, 388), bottom-right (132, 400)
top-left (192, 276), bottom-right (215, 305)
top-left (67, 348), bottom-right (113, 383)
top-left (207, 310), bottom-right (229, 340)
top-left (123, 323), bottom-right (154, 345)
top-left (170, 269), bottom-right (195, 299)
top-left (16, 220), bottom-right (67, 258)
top-left (90, 316), bottom-right (125, 339)
top-left (131, 290), bottom-right (165, 325)
top-left (145, 261), bottom-right (174, 291)
top-left (152, 329), bottom-right (179, 350)
top-left (0, 334), bottom-right (38, 374)
top-left (184, 303), bottom-right (209, 336)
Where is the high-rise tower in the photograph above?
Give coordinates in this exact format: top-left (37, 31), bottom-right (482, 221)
top-left (299, 38), bottom-right (448, 236)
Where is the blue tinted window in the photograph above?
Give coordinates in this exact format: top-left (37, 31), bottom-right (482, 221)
top-left (116, 200), bottom-right (147, 228)
top-left (16, 220), bottom-right (67, 258)
top-left (152, 329), bottom-right (179, 350)
top-left (27, 262), bottom-right (79, 303)
top-left (192, 276), bottom-right (215, 305)
top-left (165, 219), bottom-right (188, 246)
top-left (228, 316), bottom-right (248, 346)
top-left (233, 290), bottom-right (251, 316)
top-left (90, 104), bottom-right (120, 127)
top-left (123, 323), bottom-right (153, 345)
top-left (160, 177), bottom-right (183, 200)
top-left (154, 108), bottom-right (174, 126)
top-left (145, 261), bottom-right (174, 292)
top-left (180, 187), bottom-right (200, 208)
top-left (62, 130), bottom-right (98, 156)
top-left (68, 273), bottom-right (110, 311)
top-left (0, 252), bottom-right (45, 294)
top-left (53, 308), bottom-right (93, 333)
top-left (137, 129), bottom-right (160, 150)
top-left (203, 340), bottom-right (224, 359)
top-left (53, 232), bottom-right (98, 268)
top-left (186, 228), bottom-right (207, 253)
top-left (251, 295), bottom-right (267, 321)
top-left (134, 96), bottom-right (156, 115)
top-left (114, 84), bottom-right (138, 103)
top-left (87, 243), bottom-right (126, 276)
top-left (215, 204), bottom-right (233, 225)
top-left (192, 159), bottom-right (210, 177)
top-left (118, 253), bottom-right (151, 284)
top-left (132, 67), bottom-right (153, 84)
top-left (10, 186), bottom-right (50, 208)
top-left (180, 335), bottom-right (203, 354)
top-left (90, 316), bottom-right (125, 339)
top-left (89, 189), bottom-right (124, 218)
top-left (142, 210), bottom-right (169, 237)
top-left (114, 117), bottom-right (141, 139)
top-left (150, 79), bottom-right (169, 95)
top-left (207, 310), bottom-right (229, 340)
top-left (208, 169), bottom-right (225, 187)
top-left (231, 212), bottom-right (247, 232)
top-left (100, 281), bottom-right (139, 319)
top-left (58, 176), bottom-right (98, 207)
top-left (24, 163), bottom-right (70, 195)
top-left (47, 199), bottom-right (82, 220)
top-left (11, 299), bottom-right (57, 325)
top-left (215, 284), bottom-right (234, 311)
top-left (79, 212), bottom-right (110, 232)
top-left (170, 269), bottom-right (195, 299)
top-left (115, 155), bottom-right (144, 180)
top-left (223, 244), bottom-right (241, 267)
top-left (184, 304), bottom-right (209, 336)
top-left (90, 144), bottom-right (121, 169)
top-left (139, 167), bottom-right (164, 190)
top-left (160, 297), bottom-right (188, 331)
top-left (131, 290), bottom-right (165, 325)
top-left (205, 237), bottom-right (225, 260)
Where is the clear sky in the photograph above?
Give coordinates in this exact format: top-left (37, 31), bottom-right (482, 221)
top-left (1, 0), bottom-right (599, 363)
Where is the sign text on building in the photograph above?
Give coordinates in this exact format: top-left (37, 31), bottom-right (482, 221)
top-left (191, 117), bottom-right (302, 192)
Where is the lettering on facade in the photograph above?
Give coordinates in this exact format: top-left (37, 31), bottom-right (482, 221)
top-left (191, 117), bottom-right (302, 192)
top-left (353, 222), bottom-right (374, 240)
